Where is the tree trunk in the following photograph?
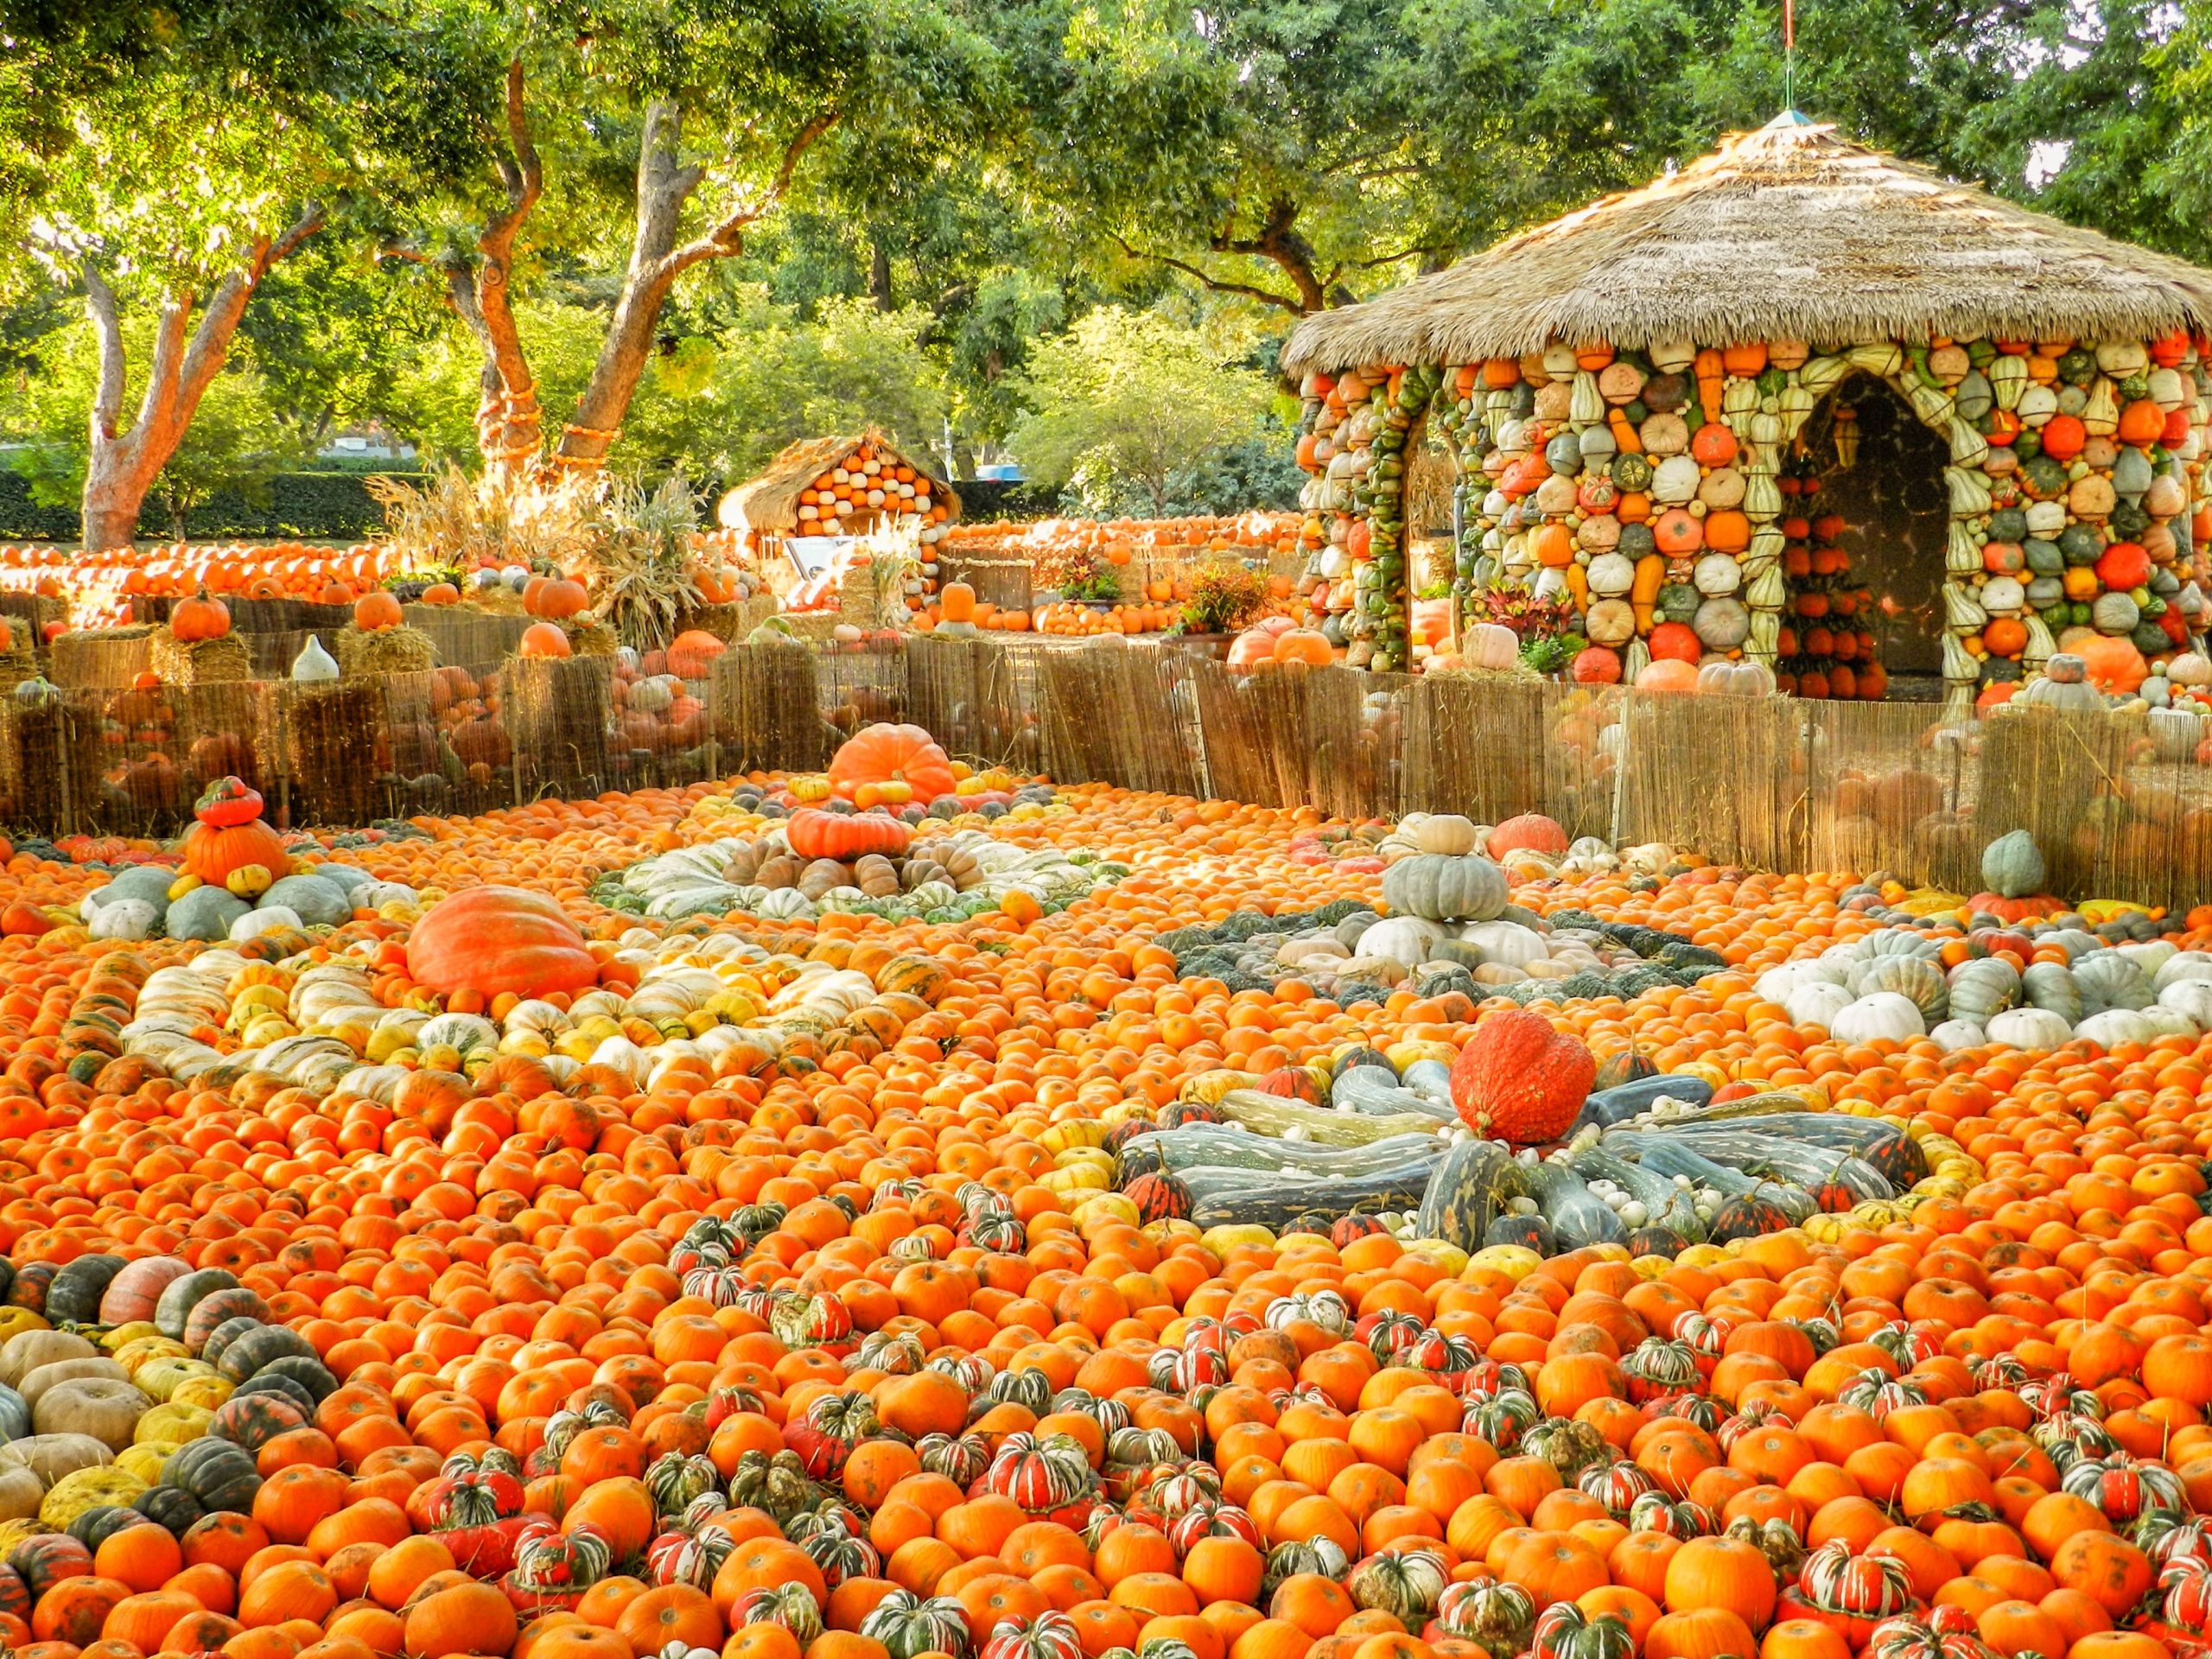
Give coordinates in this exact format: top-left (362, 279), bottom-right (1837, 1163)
top-left (556, 102), bottom-right (836, 471)
top-left (869, 240), bottom-right (894, 311)
top-left (76, 212), bottom-right (320, 550)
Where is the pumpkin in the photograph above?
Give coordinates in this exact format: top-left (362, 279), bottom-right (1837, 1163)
top-left (1381, 854), bottom-right (1508, 924)
top-left (170, 593), bottom-right (231, 642)
top-left (182, 817), bottom-right (291, 892)
top-left (193, 776), bottom-right (264, 828)
top-left (1980, 830), bottom-right (2047, 900)
top-left (1488, 815), bottom-right (1568, 859)
top-left (1449, 1009), bottom-right (1595, 1145)
top-left (667, 631), bottom-right (728, 679)
top-left (530, 579), bottom-right (589, 620)
top-left (519, 623), bottom-right (574, 659)
top-left (827, 724), bottom-right (957, 804)
top-left (353, 592), bottom-right (404, 632)
top-left (404, 887), bottom-right (601, 1001)
top-left (785, 809), bottom-right (913, 862)
top-left (939, 583), bottom-right (976, 624)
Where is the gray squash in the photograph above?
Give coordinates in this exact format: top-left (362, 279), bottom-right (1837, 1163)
top-left (1382, 854), bottom-right (1509, 924)
top-left (260, 874), bottom-right (353, 927)
top-left (165, 885), bottom-right (249, 943)
top-left (1980, 830), bottom-right (2047, 899)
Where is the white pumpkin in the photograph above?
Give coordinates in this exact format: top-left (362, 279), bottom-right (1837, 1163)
top-left (2152, 952), bottom-right (2212, 993)
top-left (2139, 1006), bottom-right (2200, 1041)
top-left (2075, 1008), bottom-right (2159, 1049)
top-left (292, 635), bottom-right (340, 682)
top-left (2158, 979), bottom-right (2212, 1028)
top-left (1360, 917), bottom-right (1446, 966)
top-left (88, 899), bottom-right (158, 942)
top-left (1986, 1007), bottom-right (2075, 1049)
top-left (2166, 652), bottom-right (2212, 687)
top-left (1409, 815), bottom-right (1479, 856)
top-left (1461, 625), bottom-right (1520, 671)
top-left (1927, 1020), bottom-right (1987, 1053)
top-left (356, 881), bottom-right (418, 911)
top-left (1827, 992), bottom-right (1925, 1046)
top-left (1457, 919), bottom-right (1547, 967)
top-left (230, 905), bottom-right (304, 942)
top-left (1783, 982), bottom-right (1855, 1028)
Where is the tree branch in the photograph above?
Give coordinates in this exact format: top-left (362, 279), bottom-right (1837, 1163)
top-left (1109, 233), bottom-right (1310, 314)
top-left (668, 110), bottom-right (839, 273)
top-left (83, 263), bottom-right (126, 440)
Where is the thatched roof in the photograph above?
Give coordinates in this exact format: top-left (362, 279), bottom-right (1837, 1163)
top-left (718, 428), bottom-right (958, 535)
top-left (1282, 114), bottom-right (2212, 377)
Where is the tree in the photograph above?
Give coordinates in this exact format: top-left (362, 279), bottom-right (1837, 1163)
top-left (3, 3), bottom-right (469, 546)
top-left (380, 0), bottom-right (1002, 475)
top-left (1007, 307), bottom-right (1278, 512)
top-left (1000, 0), bottom-right (1440, 316)
top-left (2, 316), bottom-right (303, 538)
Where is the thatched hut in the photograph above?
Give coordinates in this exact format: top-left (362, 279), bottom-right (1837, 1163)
top-left (718, 429), bottom-right (959, 549)
top-left (1281, 113), bottom-right (2212, 709)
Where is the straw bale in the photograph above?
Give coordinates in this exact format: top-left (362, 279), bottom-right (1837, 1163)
top-left (560, 618), bottom-right (619, 658)
top-left (51, 626), bottom-right (154, 688)
top-left (149, 629), bottom-right (252, 687)
top-left (334, 625), bottom-right (436, 679)
top-left (0, 644), bottom-right (41, 692)
top-left (284, 680), bottom-right (386, 826)
top-left (675, 594), bottom-right (779, 643)
top-left (1283, 113), bottom-right (2212, 375)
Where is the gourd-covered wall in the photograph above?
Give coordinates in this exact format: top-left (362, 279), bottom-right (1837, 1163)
top-left (1293, 335), bottom-right (2212, 708)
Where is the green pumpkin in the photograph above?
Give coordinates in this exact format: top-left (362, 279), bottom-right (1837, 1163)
top-left (2058, 523), bottom-right (2106, 565)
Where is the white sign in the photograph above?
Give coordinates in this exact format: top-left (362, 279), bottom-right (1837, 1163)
top-left (785, 536), bottom-right (856, 579)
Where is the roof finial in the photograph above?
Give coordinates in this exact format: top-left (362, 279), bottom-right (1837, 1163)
top-left (1783, 0), bottom-right (1796, 116)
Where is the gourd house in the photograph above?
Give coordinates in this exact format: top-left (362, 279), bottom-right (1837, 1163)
top-left (1280, 113), bottom-right (2212, 709)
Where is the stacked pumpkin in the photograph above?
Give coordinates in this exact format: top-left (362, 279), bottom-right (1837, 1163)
top-left (1773, 479), bottom-right (1885, 702)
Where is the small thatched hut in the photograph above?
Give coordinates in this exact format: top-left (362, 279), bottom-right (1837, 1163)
top-left (1281, 113), bottom-right (2212, 709)
top-left (718, 429), bottom-right (959, 550)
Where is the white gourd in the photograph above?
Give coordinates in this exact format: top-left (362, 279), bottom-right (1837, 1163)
top-left (1986, 1007), bottom-right (2075, 1049)
top-left (292, 636), bottom-right (340, 682)
top-left (1784, 982), bottom-right (1854, 1028)
top-left (1827, 992), bottom-right (1924, 1045)
top-left (1927, 1020), bottom-right (1987, 1053)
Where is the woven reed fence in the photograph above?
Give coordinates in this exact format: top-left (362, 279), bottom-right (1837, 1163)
top-left (13, 630), bottom-right (2212, 912)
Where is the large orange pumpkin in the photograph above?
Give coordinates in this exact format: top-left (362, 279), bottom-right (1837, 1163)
top-left (404, 887), bottom-right (601, 1000)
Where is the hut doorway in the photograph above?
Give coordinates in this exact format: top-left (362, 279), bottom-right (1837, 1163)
top-left (1795, 373), bottom-right (1951, 699)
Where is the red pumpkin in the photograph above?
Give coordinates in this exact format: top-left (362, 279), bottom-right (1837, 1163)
top-left (194, 776), bottom-right (264, 829)
top-left (404, 887), bottom-right (601, 1000)
top-left (1448, 1007), bottom-right (1596, 1145)
top-left (826, 723), bottom-right (957, 804)
top-left (1489, 813), bottom-right (1568, 857)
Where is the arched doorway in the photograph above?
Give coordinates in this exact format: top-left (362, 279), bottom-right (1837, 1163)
top-left (1794, 374), bottom-right (1952, 701)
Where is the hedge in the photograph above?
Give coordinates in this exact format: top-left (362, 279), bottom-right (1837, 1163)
top-left (0, 468), bottom-right (424, 543)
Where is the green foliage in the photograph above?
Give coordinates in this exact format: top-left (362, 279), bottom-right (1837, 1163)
top-left (1007, 308), bottom-right (1276, 513)
top-left (1178, 563), bottom-right (1269, 635)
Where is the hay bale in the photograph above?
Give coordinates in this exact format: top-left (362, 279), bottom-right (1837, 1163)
top-left (149, 628), bottom-right (252, 687)
top-left (0, 644), bottom-right (39, 693)
top-left (560, 618), bottom-right (619, 658)
top-left (473, 588), bottom-right (527, 616)
top-left (334, 625), bottom-right (436, 679)
top-left (51, 626), bottom-right (155, 688)
top-left (285, 679), bottom-right (386, 825)
top-left (676, 594), bottom-right (780, 643)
